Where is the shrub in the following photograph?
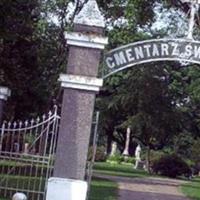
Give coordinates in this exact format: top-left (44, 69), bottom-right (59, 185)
top-left (152, 154), bottom-right (191, 178)
top-left (107, 154), bottom-right (124, 164)
top-left (149, 150), bottom-right (166, 165)
top-left (123, 156), bottom-right (136, 164)
top-left (88, 146), bottom-right (107, 162)
top-left (192, 162), bottom-right (200, 175)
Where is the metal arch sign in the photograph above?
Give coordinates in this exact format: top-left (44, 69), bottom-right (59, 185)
top-left (103, 38), bottom-right (200, 78)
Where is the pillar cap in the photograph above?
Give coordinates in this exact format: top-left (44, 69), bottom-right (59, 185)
top-left (0, 86), bottom-right (11, 100)
top-left (74, 0), bottom-right (105, 28)
top-left (65, 32), bottom-right (108, 49)
top-left (59, 74), bottom-right (103, 92)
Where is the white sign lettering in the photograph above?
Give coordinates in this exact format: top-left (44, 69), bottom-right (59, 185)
top-left (103, 39), bottom-right (200, 78)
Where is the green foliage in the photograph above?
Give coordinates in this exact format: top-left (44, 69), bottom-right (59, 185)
top-left (0, 0), bottom-right (77, 119)
top-left (152, 154), bottom-right (191, 178)
top-left (98, 64), bottom-right (181, 154)
top-left (97, 0), bottom-right (200, 163)
top-left (2, 0), bottom-right (200, 167)
top-left (0, 0), bottom-right (40, 119)
top-left (107, 154), bottom-right (136, 164)
top-left (191, 139), bottom-right (200, 164)
top-left (88, 146), bottom-right (107, 162)
top-left (149, 150), bottom-right (166, 165)
top-left (123, 156), bottom-right (136, 164)
top-left (107, 154), bottom-right (124, 164)
top-left (173, 132), bottom-right (195, 159)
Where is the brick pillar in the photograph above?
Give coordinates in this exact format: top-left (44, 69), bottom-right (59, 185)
top-left (0, 87), bottom-right (11, 124)
top-left (46, 1), bottom-right (108, 200)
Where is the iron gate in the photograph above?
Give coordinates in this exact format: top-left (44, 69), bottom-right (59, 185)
top-left (0, 106), bottom-right (60, 200)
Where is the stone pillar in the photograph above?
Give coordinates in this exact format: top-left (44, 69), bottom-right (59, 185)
top-left (122, 127), bottom-right (131, 156)
top-left (0, 86), bottom-right (11, 124)
top-left (46, 1), bottom-right (108, 200)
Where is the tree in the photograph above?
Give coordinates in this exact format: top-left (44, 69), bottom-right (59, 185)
top-left (96, 0), bottom-right (200, 171)
top-left (0, 0), bottom-right (40, 119)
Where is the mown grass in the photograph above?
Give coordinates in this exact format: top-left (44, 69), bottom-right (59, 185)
top-left (93, 162), bottom-right (149, 178)
top-left (0, 162), bottom-right (148, 200)
top-left (89, 177), bottom-right (118, 200)
top-left (181, 177), bottom-right (200, 200)
top-left (88, 162), bottom-right (149, 200)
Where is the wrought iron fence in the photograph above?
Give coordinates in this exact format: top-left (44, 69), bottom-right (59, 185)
top-left (0, 106), bottom-right (60, 200)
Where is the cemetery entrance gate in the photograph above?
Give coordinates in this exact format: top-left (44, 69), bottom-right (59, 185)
top-left (0, 106), bottom-right (60, 200)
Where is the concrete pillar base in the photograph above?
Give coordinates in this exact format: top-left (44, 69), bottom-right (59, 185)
top-left (46, 177), bottom-right (88, 200)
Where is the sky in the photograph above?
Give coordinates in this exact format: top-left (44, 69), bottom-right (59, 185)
top-left (49, 1), bottom-right (196, 40)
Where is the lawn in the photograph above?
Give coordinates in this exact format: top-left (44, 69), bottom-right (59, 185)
top-left (1, 161), bottom-right (198, 200)
top-left (88, 177), bottom-right (118, 200)
top-left (181, 177), bottom-right (200, 200)
top-left (87, 162), bottom-right (149, 200)
top-left (93, 162), bottom-right (149, 178)
top-left (0, 162), bottom-right (148, 200)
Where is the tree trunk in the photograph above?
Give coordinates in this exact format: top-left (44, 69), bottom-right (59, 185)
top-left (106, 130), bottom-right (114, 154)
top-left (146, 146), bottom-right (151, 173)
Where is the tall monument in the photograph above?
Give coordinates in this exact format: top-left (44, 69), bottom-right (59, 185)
top-left (122, 127), bottom-right (131, 156)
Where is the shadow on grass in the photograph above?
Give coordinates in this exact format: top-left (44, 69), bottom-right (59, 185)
top-left (94, 162), bottom-right (149, 178)
top-left (89, 177), bottom-right (118, 200)
top-left (190, 178), bottom-right (200, 183)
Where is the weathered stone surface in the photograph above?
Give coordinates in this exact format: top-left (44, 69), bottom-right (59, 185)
top-left (74, 0), bottom-right (105, 28)
top-left (67, 46), bottom-right (101, 76)
top-left (54, 89), bottom-right (96, 179)
top-left (53, 0), bottom-right (106, 181)
top-left (74, 24), bottom-right (104, 35)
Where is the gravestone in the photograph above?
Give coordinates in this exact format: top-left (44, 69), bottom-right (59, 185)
top-left (134, 145), bottom-right (143, 169)
top-left (110, 141), bottom-right (117, 156)
top-left (0, 86), bottom-right (11, 124)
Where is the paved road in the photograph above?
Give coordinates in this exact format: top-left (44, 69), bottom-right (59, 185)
top-left (94, 174), bottom-right (190, 200)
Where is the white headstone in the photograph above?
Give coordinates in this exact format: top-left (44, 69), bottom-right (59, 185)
top-left (0, 86), bottom-right (11, 100)
top-left (135, 145), bottom-right (141, 161)
top-left (134, 145), bottom-right (142, 169)
top-left (110, 142), bottom-right (117, 156)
